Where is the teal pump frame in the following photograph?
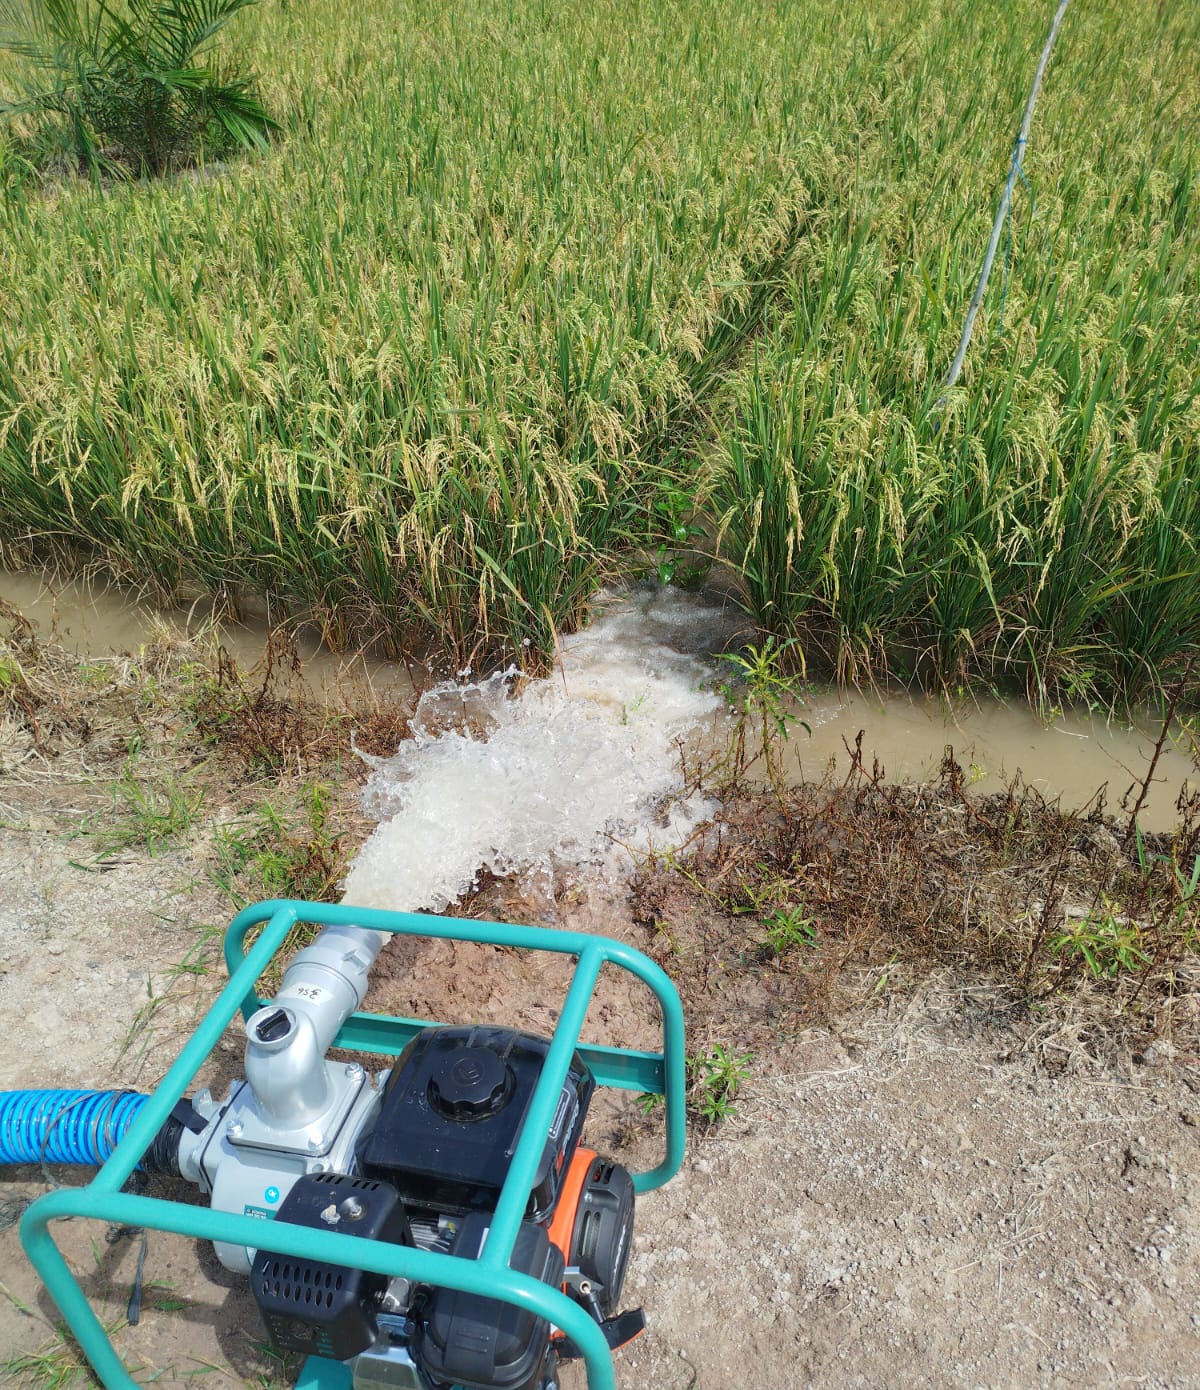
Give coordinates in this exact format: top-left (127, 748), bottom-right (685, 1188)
top-left (20, 900), bottom-right (688, 1390)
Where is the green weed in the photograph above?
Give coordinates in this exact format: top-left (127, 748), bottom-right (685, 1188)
top-left (762, 905), bottom-right (817, 956)
top-left (2, 1318), bottom-right (124, 1389)
top-left (687, 1044), bottom-right (752, 1126)
top-left (718, 637), bottom-right (810, 790)
top-left (210, 783), bottom-right (346, 988)
top-left (212, 781), bottom-right (344, 907)
top-left (646, 483), bottom-right (707, 588)
top-left (85, 757), bottom-right (204, 857)
top-left (116, 920), bottom-right (220, 1073)
top-left (1048, 902), bottom-right (1151, 980)
top-left (0, 651), bottom-right (22, 689)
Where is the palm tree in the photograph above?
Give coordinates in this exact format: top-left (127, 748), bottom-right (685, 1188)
top-left (0, 0), bottom-right (276, 176)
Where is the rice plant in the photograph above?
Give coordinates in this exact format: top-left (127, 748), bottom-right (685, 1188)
top-left (0, 0), bottom-right (1196, 702)
top-left (0, 0), bottom-right (865, 667)
top-left (706, 0), bottom-right (1200, 705)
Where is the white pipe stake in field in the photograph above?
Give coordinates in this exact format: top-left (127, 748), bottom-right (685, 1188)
top-left (938, 0), bottom-right (1072, 398)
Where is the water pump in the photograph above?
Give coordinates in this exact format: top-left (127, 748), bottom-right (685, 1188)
top-left (11, 901), bottom-right (687, 1390)
top-left (191, 1008), bottom-right (639, 1389)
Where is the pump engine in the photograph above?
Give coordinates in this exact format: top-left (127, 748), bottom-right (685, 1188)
top-left (246, 1024), bottom-right (638, 1390)
top-left (158, 925), bottom-right (641, 1390)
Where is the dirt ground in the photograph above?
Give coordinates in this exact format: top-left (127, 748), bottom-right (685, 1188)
top-left (1, 829), bottom-right (1198, 1389)
top-left (0, 628), bottom-right (1198, 1389)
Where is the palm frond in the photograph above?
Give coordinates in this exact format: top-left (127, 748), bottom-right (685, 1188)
top-left (0, 0), bottom-right (271, 172)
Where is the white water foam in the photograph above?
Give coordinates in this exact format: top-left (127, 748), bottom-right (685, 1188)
top-left (342, 587), bottom-right (740, 913)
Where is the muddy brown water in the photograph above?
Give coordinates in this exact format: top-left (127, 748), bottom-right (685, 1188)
top-left (796, 687), bottom-right (1196, 832)
top-left (0, 569), bottom-right (416, 701)
top-left (2, 569), bottom-right (1195, 831)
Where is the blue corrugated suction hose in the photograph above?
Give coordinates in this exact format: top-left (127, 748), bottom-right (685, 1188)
top-left (0, 1089), bottom-right (149, 1166)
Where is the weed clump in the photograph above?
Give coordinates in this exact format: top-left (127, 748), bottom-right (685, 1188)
top-left (83, 751), bottom-right (205, 856)
top-left (637, 1043), bottom-right (753, 1130)
top-left (212, 781), bottom-right (346, 908)
top-left (634, 738), bottom-right (1200, 1062)
top-left (687, 1044), bottom-right (753, 1127)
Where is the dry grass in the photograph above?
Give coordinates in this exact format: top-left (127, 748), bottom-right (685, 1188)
top-left (632, 741), bottom-right (1200, 1064)
top-left (0, 599), bottom-right (415, 871)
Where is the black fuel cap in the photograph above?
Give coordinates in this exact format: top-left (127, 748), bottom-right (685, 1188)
top-left (428, 1044), bottom-right (514, 1121)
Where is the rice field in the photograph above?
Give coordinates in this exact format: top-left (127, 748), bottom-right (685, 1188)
top-left (0, 0), bottom-right (1197, 701)
top-left (706, 0), bottom-right (1200, 703)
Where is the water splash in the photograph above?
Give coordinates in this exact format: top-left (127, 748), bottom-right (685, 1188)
top-left (342, 588), bottom-right (740, 913)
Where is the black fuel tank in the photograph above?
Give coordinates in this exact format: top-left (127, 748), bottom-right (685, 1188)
top-left (356, 1025), bottom-right (594, 1222)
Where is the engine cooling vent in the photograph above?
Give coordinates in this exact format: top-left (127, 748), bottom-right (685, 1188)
top-left (250, 1171), bottom-right (412, 1361)
top-left (256, 1259), bottom-right (346, 1309)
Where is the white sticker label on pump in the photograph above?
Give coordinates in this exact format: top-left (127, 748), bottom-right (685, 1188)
top-left (275, 983), bottom-right (333, 1008)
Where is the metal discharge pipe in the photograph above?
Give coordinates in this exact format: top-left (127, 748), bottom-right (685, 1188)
top-left (0, 926), bottom-right (386, 1173)
top-left (243, 924), bottom-right (385, 1130)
